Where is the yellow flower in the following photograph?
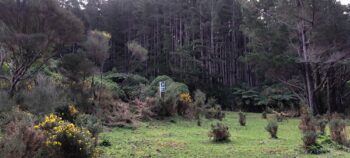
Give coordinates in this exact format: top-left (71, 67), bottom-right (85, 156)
top-left (68, 104), bottom-right (78, 115)
top-left (179, 93), bottom-right (193, 104)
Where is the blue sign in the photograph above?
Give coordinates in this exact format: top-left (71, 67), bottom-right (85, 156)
top-left (159, 81), bottom-right (166, 92)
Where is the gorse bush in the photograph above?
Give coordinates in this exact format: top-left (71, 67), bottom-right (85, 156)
top-left (239, 112), bottom-right (246, 126)
top-left (35, 114), bottom-right (96, 158)
top-left (178, 92), bottom-right (193, 117)
top-left (208, 123), bottom-right (230, 142)
top-left (75, 114), bottom-right (103, 146)
top-left (265, 120), bottom-right (278, 139)
top-left (329, 118), bottom-right (347, 145)
top-left (55, 104), bottom-right (79, 123)
top-left (0, 108), bottom-right (47, 158)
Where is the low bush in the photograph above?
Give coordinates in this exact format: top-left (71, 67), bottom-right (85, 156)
top-left (265, 120), bottom-right (278, 139)
top-left (205, 105), bottom-right (225, 121)
top-left (75, 114), bottom-right (103, 146)
top-left (276, 113), bottom-right (284, 122)
top-left (298, 112), bottom-right (323, 153)
top-left (35, 114), bottom-right (97, 158)
top-left (0, 108), bottom-right (47, 158)
top-left (262, 111), bottom-right (267, 119)
top-left (178, 92), bottom-right (193, 117)
top-left (239, 112), bottom-right (246, 126)
top-left (329, 118), bottom-right (347, 145)
top-left (317, 119), bottom-right (328, 135)
top-left (130, 97), bottom-right (156, 121)
top-left (208, 123), bottom-right (230, 142)
top-left (0, 107), bottom-right (35, 132)
top-left (302, 131), bottom-right (317, 148)
top-left (95, 89), bottom-right (138, 128)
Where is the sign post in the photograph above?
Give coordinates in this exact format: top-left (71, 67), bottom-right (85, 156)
top-left (159, 81), bottom-right (166, 98)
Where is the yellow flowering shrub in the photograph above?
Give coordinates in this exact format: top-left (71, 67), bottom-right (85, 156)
top-left (179, 93), bottom-right (193, 105)
top-left (55, 104), bottom-right (79, 122)
top-left (35, 114), bottom-right (96, 158)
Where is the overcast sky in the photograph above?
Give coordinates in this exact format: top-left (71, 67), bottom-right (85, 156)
top-left (340, 0), bottom-right (350, 4)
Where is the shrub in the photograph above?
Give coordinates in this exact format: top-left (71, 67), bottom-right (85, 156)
top-left (35, 114), bottom-right (96, 158)
top-left (329, 118), bottom-right (347, 145)
top-left (55, 104), bottom-right (79, 123)
top-left (317, 119), bottom-right (328, 135)
top-left (193, 90), bottom-right (206, 125)
top-left (302, 131), bottom-right (317, 148)
top-left (75, 114), bottom-right (103, 146)
top-left (0, 108), bottom-right (46, 158)
top-left (299, 113), bottom-right (316, 133)
top-left (265, 120), bottom-right (278, 139)
top-left (239, 112), bottom-right (246, 126)
top-left (275, 113), bottom-right (284, 122)
top-left (205, 105), bottom-right (225, 121)
top-left (208, 123), bottom-right (230, 142)
top-left (95, 89), bottom-right (138, 128)
top-left (299, 112), bottom-right (323, 153)
top-left (130, 97), bottom-right (156, 121)
top-left (262, 111), bottom-right (267, 119)
top-left (146, 75), bottom-right (174, 96)
top-left (0, 107), bottom-right (35, 132)
top-left (178, 92), bottom-right (193, 117)
top-left (16, 74), bottom-right (67, 115)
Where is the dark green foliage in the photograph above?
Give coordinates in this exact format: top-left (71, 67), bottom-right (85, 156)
top-left (317, 119), bottom-right (328, 135)
top-left (233, 85), bottom-right (298, 112)
top-left (55, 105), bottom-right (78, 123)
top-left (239, 112), bottom-right (246, 126)
top-left (146, 75), bottom-right (174, 96)
top-left (99, 138), bottom-right (112, 147)
top-left (265, 120), bottom-right (278, 139)
top-left (304, 143), bottom-right (328, 155)
top-left (208, 123), bottom-right (230, 142)
top-left (93, 76), bottom-right (126, 99)
top-left (59, 53), bottom-right (95, 83)
top-left (104, 73), bottom-right (148, 100)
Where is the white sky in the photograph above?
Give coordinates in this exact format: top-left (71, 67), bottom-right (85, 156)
top-left (339, 0), bottom-right (350, 4)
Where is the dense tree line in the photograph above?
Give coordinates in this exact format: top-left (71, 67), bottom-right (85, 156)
top-left (1, 0), bottom-right (350, 114)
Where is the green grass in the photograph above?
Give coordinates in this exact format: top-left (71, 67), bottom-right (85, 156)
top-left (99, 112), bottom-right (350, 158)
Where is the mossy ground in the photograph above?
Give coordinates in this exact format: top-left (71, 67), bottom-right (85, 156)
top-left (99, 112), bottom-right (350, 158)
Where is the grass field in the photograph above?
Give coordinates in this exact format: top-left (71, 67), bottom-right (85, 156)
top-left (99, 112), bottom-right (350, 158)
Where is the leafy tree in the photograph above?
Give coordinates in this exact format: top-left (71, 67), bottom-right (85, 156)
top-left (0, 0), bottom-right (84, 97)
